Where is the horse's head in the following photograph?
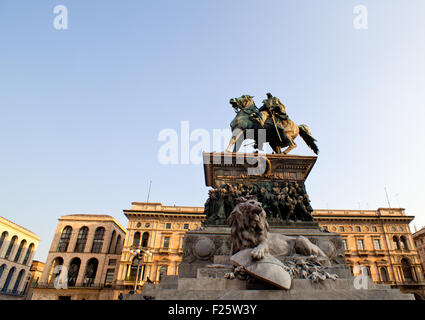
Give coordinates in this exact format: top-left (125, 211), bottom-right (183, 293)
top-left (229, 95), bottom-right (255, 112)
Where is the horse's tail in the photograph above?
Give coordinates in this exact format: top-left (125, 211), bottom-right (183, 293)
top-left (298, 124), bottom-right (319, 155)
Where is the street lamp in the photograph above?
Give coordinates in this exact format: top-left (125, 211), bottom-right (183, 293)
top-left (129, 247), bottom-right (152, 293)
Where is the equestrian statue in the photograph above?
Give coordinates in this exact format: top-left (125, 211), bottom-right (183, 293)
top-left (225, 93), bottom-right (319, 155)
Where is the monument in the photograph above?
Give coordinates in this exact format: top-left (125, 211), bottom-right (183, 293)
top-left (137, 94), bottom-right (413, 300)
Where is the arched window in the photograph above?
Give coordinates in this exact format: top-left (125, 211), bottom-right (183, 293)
top-left (1, 267), bottom-right (16, 292)
top-left (115, 235), bottom-right (122, 254)
top-left (83, 258), bottom-right (99, 287)
top-left (108, 230), bottom-right (117, 253)
top-left (4, 235), bottom-right (18, 260)
top-left (380, 267), bottom-right (389, 282)
top-left (400, 236), bottom-right (409, 250)
top-left (57, 226), bottom-right (72, 252)
top-left (401, 258), bottom-right (414, 282)
top-left (133, 232), bottom-right (141, 247)
top-left (68, 258), bottom-right (81, 287)
top-left (393, 236), bottom-right (400, 250)
top-left (48, 257), bottom-right (64, 284)
top-left (12, 269), bottom-right (25, 293)
top-left (74, 227), bottom-right (89, 252)
top-left (14, 240), bottom-right (27, 263)
top-left (22, 243), bottom-right (34, 265)
top-left (91, 227), bottom-right (105, 253)
top-left (142, 232), bottom-right (149, 248)
top-left (0, 264), bottom-right (6, 280)
top-left (0, 231), bottom-right (8, 251)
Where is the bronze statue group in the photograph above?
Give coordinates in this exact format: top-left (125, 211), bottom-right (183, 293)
top-left (205, 181), bottom-right (314, 225)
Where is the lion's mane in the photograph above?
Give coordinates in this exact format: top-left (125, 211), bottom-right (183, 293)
top-left (227, 197), bottom-right (270, 255)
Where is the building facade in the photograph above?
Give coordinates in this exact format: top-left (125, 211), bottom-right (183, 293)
top-left (32, 214), bottom-right (126, 300)
top-left (115, 202), bottom-right (204, 295)
top-left (25, 260), bottom-right (45, 300)
top-left (0, 216), bottom-right (40, 300)
top-left (313, 208), bottom-right (425, 299)
top-left (413, 226), bottom-right (425, 278)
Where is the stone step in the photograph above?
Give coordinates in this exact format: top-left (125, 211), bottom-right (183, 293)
top-left (177, 278), bottom-right (247, 291)
top-left (171, 277), bottom-right (390, 291)
top-left (143, 288), bottom-right (413, 300)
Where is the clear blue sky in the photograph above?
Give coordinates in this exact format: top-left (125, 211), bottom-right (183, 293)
top-left (1, 0), bottom-right (424, 261)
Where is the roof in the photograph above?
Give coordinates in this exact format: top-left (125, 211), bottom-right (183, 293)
top-left (413, 226), bottom-right (425, 238)
top-left (0, 216), bottom-right (40, 240)
top-left (124, 202), bottom-right (205, 216)
top-left (313, 208), bottom-right (408, 217)
top-left (59, 214), bottom-right (126, 233)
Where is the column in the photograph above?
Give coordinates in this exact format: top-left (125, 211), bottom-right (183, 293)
top-left (372, 262), bottom-right (379, 282)
top-left (0, 238), bottom-right (9, 258)
top-left (75, 258), bottom-right (87, 287)
top-left (0, 265), bottom-right (9, 288)
top-left (85, 229), bottom-right (96, 253)
top-left (40, 257), bottom-right (54, 284)
top-left (68, 229), bottom-right (79, 253)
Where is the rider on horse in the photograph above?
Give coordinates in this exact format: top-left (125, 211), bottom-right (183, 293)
top-left (260, 93), bottom-right (289, 139)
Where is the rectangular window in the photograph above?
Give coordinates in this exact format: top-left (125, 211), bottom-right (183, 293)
top-left (357, 239), bottom-right (364, 250)
top-left (342, 239), bottom-right (348, 250)
top-left (184, 224), bottom-right (189, 230)
top-left (163, 237), bottom-right (170, 248)
top-left (158, 265), bottom-right (168, 282)
top-left (356, 226), bottom-right (361, 232)
top-left (339, 226), bottom-right (345, 232)
top-left (372, 226), bottom-right (377, 232)
top-left (166, 223), bottom-right (171, 229)
top-left (373, 239), bottom-right (382, 250)
top-left (104, 269), bottom-right (115, 287)
top-left (108, 259), bottom-right (116, 266)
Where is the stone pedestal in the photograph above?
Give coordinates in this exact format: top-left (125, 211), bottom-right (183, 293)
top-left (203, 152), bottom-right (317, 187)
top-left (178, 226), bottom-right (349, 279)
top-left (203, 152), bottom-right (318, 226)
top-left (133, 226), bottom-right (414, 300)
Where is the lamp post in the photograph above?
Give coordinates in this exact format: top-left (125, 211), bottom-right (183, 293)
top-left (129, 247), bottom-right (152, 293)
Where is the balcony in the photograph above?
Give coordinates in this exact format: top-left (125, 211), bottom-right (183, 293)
top-left (373, 250), bottom-right (386, 256)
top-left (0, 289), bottom-right (25, 297)
top-left (34, 282), bottom-right (104, 289)
top-left (356, 250), bottom-right (369, 256)
top-left (159, 247), bottom-right (170, 254)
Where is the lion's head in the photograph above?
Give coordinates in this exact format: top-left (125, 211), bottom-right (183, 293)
top-left (227, 197), bottom-right (269, 255)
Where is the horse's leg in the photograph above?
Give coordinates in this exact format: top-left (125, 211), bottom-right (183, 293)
top-left (226, 129), bottom-right (245, 153)
top-left (282, 140), bottom-right (297, 155)
top-left (282, 125), bottom-right (298, 155)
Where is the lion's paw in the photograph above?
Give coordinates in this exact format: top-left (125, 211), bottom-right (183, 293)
top-left (251, 247), bottom-right (265, 260)
top-left (224, 272), bottom-right (235, 280)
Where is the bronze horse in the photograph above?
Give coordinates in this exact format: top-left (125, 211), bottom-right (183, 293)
top-left (225, 95), bottom-right (319, 155)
